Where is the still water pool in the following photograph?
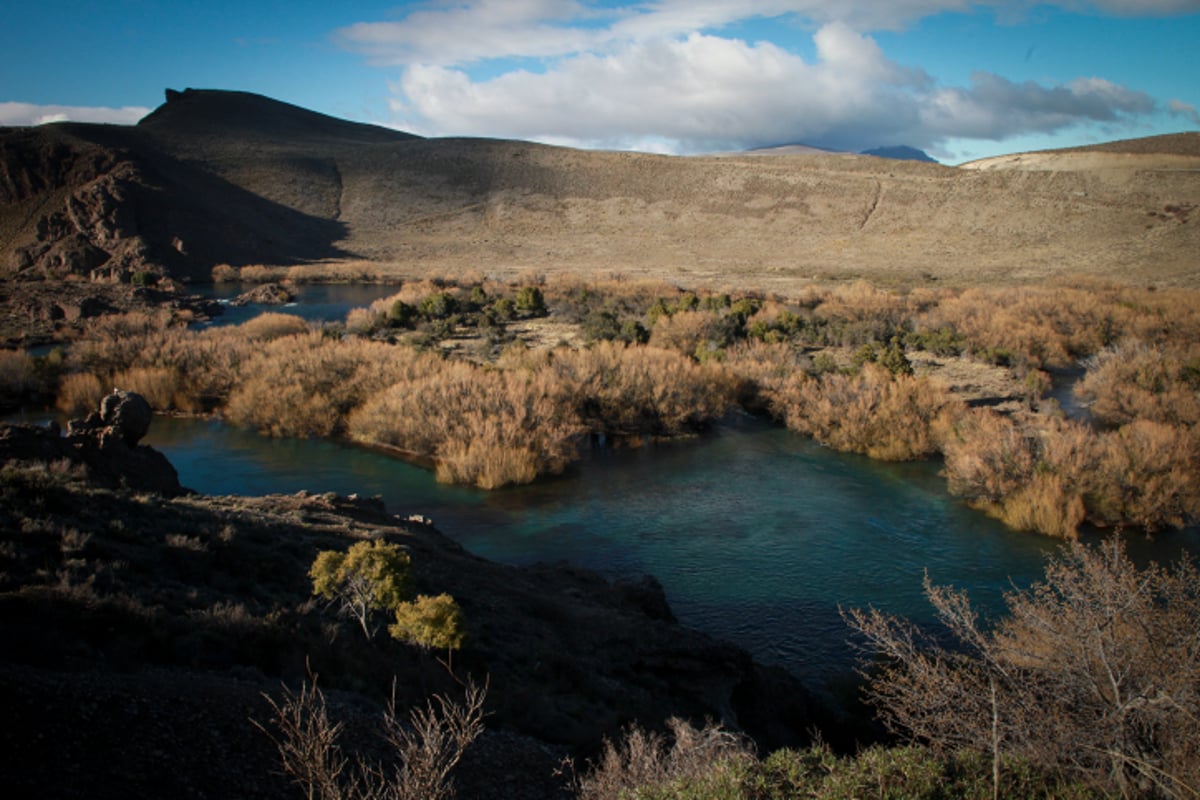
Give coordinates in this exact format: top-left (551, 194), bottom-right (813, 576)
top-left (139, 412), bottom-right (1200, 685)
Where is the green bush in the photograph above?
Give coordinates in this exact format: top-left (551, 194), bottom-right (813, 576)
top-left (310, 539), bottom-right (412, 640)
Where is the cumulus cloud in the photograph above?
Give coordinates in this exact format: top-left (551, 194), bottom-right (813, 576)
top-left (339, 0), bottom-right (1188, 153)
top-left (0, 102), bottom-right (151, 127)
top-left (336, 0), bottom-right (1199, 66)
top-left (388, 22), bottom-right (1163, 153)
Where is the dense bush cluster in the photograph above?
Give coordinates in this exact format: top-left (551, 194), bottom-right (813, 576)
top-left (21, 275), bottom-right (1198, 532)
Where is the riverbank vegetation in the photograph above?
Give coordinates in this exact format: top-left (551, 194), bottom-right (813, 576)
top-left (574, 537), bottom-right (1200, 799)
top-left (6, 274), bottom-right (1198, 537)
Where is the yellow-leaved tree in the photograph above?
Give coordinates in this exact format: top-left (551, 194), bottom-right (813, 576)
top-left (310, 539), bottom-right (412, 640)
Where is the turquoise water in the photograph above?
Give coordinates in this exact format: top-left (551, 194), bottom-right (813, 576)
top-left (136, 413), bottom-right (1199, 684)
top-left (192, 283), bottom-right (398, 328)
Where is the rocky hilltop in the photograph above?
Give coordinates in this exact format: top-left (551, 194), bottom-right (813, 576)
top-left (2, 88), bottom-right (1198, 289)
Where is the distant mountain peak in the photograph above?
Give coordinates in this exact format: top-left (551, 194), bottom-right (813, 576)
top-left (859, 145), bottom-right (938, 163)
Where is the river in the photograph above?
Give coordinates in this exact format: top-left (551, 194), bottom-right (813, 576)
top-left (137, 412), bottom-right (1200, 687)
top-left (15, 283), bottom-right (1200, 686)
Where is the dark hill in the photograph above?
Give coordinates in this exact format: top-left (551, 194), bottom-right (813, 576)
top-left (859, 145), bottom-right (938, 163)
top-left (139, 88), bottom-right (418, 147)
top-left (2, 89), bottom-right (1198, 288)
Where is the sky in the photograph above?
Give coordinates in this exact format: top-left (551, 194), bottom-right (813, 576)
top-left (1, 1), bottom-right (1198, 163)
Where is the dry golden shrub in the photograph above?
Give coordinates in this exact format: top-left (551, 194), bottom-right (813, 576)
top-left (236, 312), bottom-right (310, 342)
top-left (941, 410), bottom-right (1093, 538)
top-left (722, 340), bottom-right (806, 407)
top-left (56, 372), bottom-right (105, 415)
top-left (238, 264), bottom-right (287, 283)
top-left (348, 361), bottom-right (582, 489)
top-left (345, 306), bottom-right (379, 335)
top-left (113, 366), bottom-right (179, 411)
top-left (1075, 341), bottom-right (1200, 428)
top-left (547, 341), bottom-right (738, 436)
top-left (210, 263), bottom-right (239, 282)
top-left (69, 309), bottom-right (180, 376)
top-left (284, 260), bottom-right (384, 284)
top-left (387, 279), bottom-right (451, 309)
top-left (1089, 420), bottom-right (1200, 531)
top-left (772, 364), bottom-right (964, 461)
top-left (647, 310), bottom-right (727, 355)
top-left (814, 280), bottom-right (911, 326)
top-left (0, 350), bottom-right (39, 403)
top-left (226, 334), bottom-right (437, 437)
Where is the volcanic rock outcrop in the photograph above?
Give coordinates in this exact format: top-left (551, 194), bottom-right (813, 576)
top-left (0, 390), bottom-right (183, 495)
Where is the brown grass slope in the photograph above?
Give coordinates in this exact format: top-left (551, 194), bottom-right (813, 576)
top-left (2, 89), bottom-right (1198, 287)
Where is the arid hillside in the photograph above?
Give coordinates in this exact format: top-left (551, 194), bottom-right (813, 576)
top-left (2, 88), bottom-right (1197, 288)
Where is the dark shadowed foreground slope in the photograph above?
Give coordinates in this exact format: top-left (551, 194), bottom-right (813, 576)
top-left (0, 405), bottom-right (824, 798)
top-left (2, 88), bottom-right (1198, 288)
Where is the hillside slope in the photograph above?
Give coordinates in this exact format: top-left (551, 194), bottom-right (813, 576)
top-left (2, 89), bottom-right (1198, 287)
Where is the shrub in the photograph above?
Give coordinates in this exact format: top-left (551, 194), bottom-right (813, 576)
top-left (310, 539), bottom-right (412, 640)
top-left (846, 538), bottom-right (1200, 798)
top-left (1088, 420), bottom-right (1200, 531)
top-left (771, 364), bottom-right (963, 461)
top-left (237, 312), bottom-right (310, 342)
top-left (348, 361), bottom-right (582, 489)
top-left (257, 677), bottom-right (486, 800)
top-left (56, 371), bottom-right (105, 415)
top-left (514, 285), bottom-right (546, 315)
top-left (113, 366), bottom-right (179, 411)
top-left (226, 334), bottom-right (435, 438)
top-left (0, 350), bottom-right (41, 409)
top-left (941, 410), bottom-right (1199, 536)
top-left (574, 718), bottom-right (753, 800)
top-left (548, 341), bottom-right (738, 437)
top-left (389, 593), bottom-right (466, 653)
top-left (419, 292), bottom-right (458, 320)
top-left (940, 410), bottom-right (1091, 538)
top-left (1075, 341), bottom-right (1200, 428)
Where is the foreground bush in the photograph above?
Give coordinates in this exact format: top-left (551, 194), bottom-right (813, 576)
top-left (257, 677), bottom-right (486, 800)
top-left (846, 538), bottom-right (1200, 799)
top-left (576, 720), bottom-right (1089, 800)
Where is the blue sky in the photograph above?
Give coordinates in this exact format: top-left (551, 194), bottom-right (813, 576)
top-left (2, 1), bottom-right (1197, 163)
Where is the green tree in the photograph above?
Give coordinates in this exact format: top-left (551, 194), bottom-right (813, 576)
top-left (310, 540), bottom-right (412, 640)
top-left (390, 593), bottom-right (466, 654)
top-left (514, 285), bottom-right (546, 315)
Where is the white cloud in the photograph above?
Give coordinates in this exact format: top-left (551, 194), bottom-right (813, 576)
top-left (0, 102), bottom-right (151, 127)
top-left (339, 1), bottom-right (1188, 154)
top-left (336, 0), bottom-right (1200, 67)
top-left (388, 22), bottom-right (1161, 154)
